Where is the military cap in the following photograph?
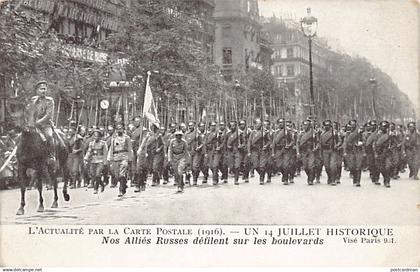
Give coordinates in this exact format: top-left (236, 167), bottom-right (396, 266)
top-left (407, 121), bottom-right (416, 128)
top-left (254, 118), bottom-right (262, 123)
top-left (188, 121), bottom-right (195, 126)
top-left (92, 128), bottom-right (102, 137)
top-left (174, 130), bottom-right (183, 136)
top-left (34, 80), bottom-right (47, 89)
top-left (302, 120), bottom-right (310, 125)
top-left (116, 124), bottom-right (124, 130)
top-left (277, 118), bottom-right (285, 124)
top-left (285, 120), bottom-right (292, 126)
top-left (219, 121), bottom-right (225, 126)
top-left (239, 120), bottom-right (246, 125)
top-left (370, 120), bottom-right (377, 126)
top-left (229, 120), bottom-right (237, 125)
top-left (170, 123), bottom-right (177, 128)
top-left (323, 120), bottom-right (332, 127)
top-left (107, 125), bottom-right (114, 131)
top-left (379, 121), bottom-right (390, 128)
top-left (210, 122), bottom-right (216, 126)
top-left (348, 119), bottom-right (357, 126)
top-left (69, 120), bottom-right (77, 128)
top-left (198, 122), bottom-right (205, 127)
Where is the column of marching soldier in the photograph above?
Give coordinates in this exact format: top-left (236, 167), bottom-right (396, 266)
top-left (62, 115), bottom-right (419, 195)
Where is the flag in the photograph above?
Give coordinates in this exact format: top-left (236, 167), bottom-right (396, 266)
top-left (143, 72), bottom-right (160, 126)
top-left (201, 108), bottom-right (207, 122)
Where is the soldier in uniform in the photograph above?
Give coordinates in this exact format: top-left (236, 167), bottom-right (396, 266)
top-left (130, 117), bottom-right (142, 188)
top-left (218, 122), bottom-right (229, 183)
top-left (191, 122), bottom-right (207, 185)
top-left (238, 120), bottom-right (251, 183)
top-left (168, 130), bottom-right (190, 192)
top-left (389, 123), bottom-right (403, 179)
top-left (343, 122), bottom-right (365, 186)
top-left (403, 122), bottom-right (419, 180)
top-left (107, 124), bottom-right (134, 196)
top-left (84, 129), bottom-right (108, 194)
top-left (297, 120), bottom-right (319, 185)
top-left (213, 121), bottom-right (227, 184)
top-left (146, 123), bottom-right (164, 186)
top-left (205, 122), bottom-right (218, 185)
top-left (272, 119), bottom-right (296, 185)
top-left (136, 127), bottom-right (151, 192)
top-left (184, 121), bottom-right (196, 185)
top-left (162, 123), bottom-right (177, 184)
top-left (247, 118), bottom-right (270, 185)
top-left (333, 122), bottom-right (345, 184)
top-left (68, 126), bottom-right (84, 189)
top-left (373, 121), bottom-right (393, 188)
top-left (365, 120), bottom-right (380, 184)
top-left (320, 120), bottom-right (341, 185)
top-left (28, 81), bottom-right (55, 160)
top-left (105, 125), bottom-right (115, 187)
top-left (226, 121), bottom-right (241, 185)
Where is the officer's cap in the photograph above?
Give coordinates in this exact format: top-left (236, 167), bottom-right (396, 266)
top-left (379, 121), bottom-right (389, 128)
top-left (92, 129), bottom-right (102, 137)
top-left (35, 80), bottom-right (47, 89)
top-left (407, 122), bottom-right (416, 128)
top-left (323, 120), bottom-right (332, 127)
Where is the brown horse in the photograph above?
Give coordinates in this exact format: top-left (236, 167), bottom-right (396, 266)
top-left (16, 126), bottom-right (70, 215)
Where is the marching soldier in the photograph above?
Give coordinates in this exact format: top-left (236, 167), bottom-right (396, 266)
top-left (146, 123), bottom-right (164, 187)
top-left (238, 120), bottom-right (251, 183)
top-left (247, 118), bottom-right (270, 185)
top-left (365, 120), bottom-right (380, 184)
top-left (263, 120), bottom-right (274, 183)
top-left (213, 122), bottom-right (227, 184)
top-left (191, 122), bottom-right (208, 185)
top-left (320, 120), bottom-right (341, 185)
top-left (343, 122), bottom-right (365, 186)
top-left (168, 130), bottom-right (190, 192)
top-left (389, 123), bottom-right (403, 179)
top-left (136, 127), bottom-right (151, 192)
top-left (107, 124), bottom-right (134, 197)
top-left (226, 121), bottom-right (241, 185)
top-left (272, 119), bottom-right (296, 185)
top-left (184, 121), bottom-right (196, 184)
top-left (104, 125), bottom-right (115, 187)
top-left (130, 117), bottom-right (142, 188)
top-left (68, 126), bottom-right (84, 189)
top-left (81, 126), bottom-right (94, 188)
top-left (205, 122), bottom-right (218, 185)
top-left (84, 129), bottom-right (108, 194)
top-left (403, 122), bottom-right (419, 180)
top-left (162, 123), bottom-right (177, 184)
top-left (373, 121), bottom-right (393, 188)
top-left (297, 120), bottom-right (319, 185)
top-left (333, 122), bottom-right (345, 184)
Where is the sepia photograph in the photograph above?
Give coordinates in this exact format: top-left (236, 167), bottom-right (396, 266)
top-left (0, 0), bottom-right (419, 268)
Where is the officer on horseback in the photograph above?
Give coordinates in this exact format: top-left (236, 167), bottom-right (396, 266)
top-left (29, 80), bottom-right (55, 160)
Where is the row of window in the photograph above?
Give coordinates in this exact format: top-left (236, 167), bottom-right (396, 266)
top-left (273, 64), bottom-right (295, 76)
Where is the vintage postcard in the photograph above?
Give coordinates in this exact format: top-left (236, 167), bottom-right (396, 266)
top-left (0, 0), bottom-right (419, 268)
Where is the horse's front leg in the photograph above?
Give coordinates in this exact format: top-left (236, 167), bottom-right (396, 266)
top-left (16, 166), bottom-right (26, 215)
top-left (37, 175), bottom-right (44, 212)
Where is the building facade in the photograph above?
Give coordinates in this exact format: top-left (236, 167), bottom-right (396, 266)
top-left (213, 0), bottom-right (271, 82)
top-left (262, 15), bottom-right (331, 120)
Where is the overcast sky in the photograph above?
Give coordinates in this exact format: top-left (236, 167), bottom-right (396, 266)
top-left (259, 0), bottom-right (419, 111)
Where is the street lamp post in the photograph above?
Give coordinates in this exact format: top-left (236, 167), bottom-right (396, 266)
top-left (369, 77), bottom-right (378, 120)
top-left (301, 7), bottom-right (318, 118)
